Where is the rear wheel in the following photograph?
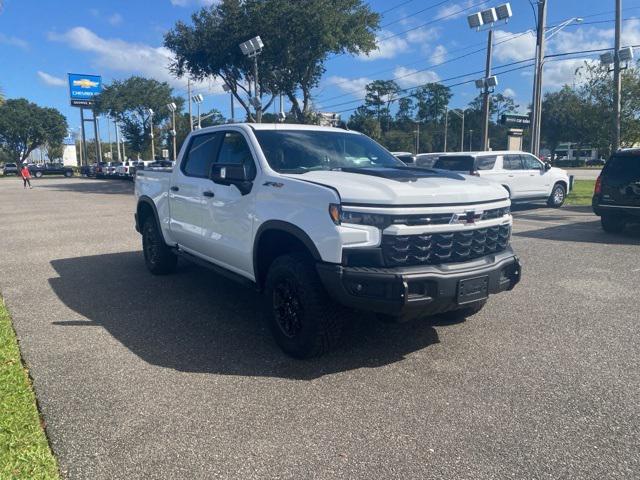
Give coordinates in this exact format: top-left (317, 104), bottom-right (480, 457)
top-left (547, 183), bottom-right (566, 208)
top-left (601, 214), bottom-right (626, 233)
top-left (142, 217), bottom-right (177, 275)
top-left (64, 170), bottom-right (73, 177)
top-left (34, 171), bottom-right (43, 178)
top-left (265, 253), bottom-right (345, 358)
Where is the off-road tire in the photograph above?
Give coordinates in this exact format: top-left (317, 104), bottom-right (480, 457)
top-left (265, 253), bottom-right (346, 358)
top-left (600, 214), bottom-right (626, 233)
top-left (142, 217), bottom-right (177, 275)
top-left (547, 182), bottom-right (566, 208)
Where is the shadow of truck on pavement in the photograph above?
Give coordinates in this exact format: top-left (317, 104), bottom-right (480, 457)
top-left (48, 251), bottom-right (443, 380)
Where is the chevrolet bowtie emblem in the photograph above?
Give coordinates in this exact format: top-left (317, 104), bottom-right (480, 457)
top-left (450, 211), bottom-right (483, 224)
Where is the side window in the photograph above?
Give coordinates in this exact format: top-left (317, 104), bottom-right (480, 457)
top-left (522, 154), bottom-right (542, 170)
top-left (182, 133), bottom-right (219, 178)
top-left (217, 131), bottom-right (257, 179)
top-left (476, 155), bottom-right (497, 170)
top-left (503, 154), bottom-right (523, 170)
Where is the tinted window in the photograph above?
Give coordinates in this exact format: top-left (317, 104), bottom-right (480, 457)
top-left (522, 154), bottom-right (542, 169)
top-left (395, 154), bottom-right (414, 164)
top-left (476, 155), bottom-right (497, 170)
top-left (183, 133), bottom-right (219, 177)
top-left (604, 155), bottom-right (640, 179)
top-left (433, 156), bottom-right (474, 172)
top-left (253, 130), bottom-right (403, 173)
top-left (217, 131), bottom-right (256, 179)
top-left (503, 155), bottom-right (523, 170)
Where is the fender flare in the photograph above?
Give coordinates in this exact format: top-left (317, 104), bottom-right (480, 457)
top-left (136, 196), bottom-right (163, 237)
top-left (253, 220), bottom-right (322, 279)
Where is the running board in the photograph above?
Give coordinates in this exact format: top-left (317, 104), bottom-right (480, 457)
top-left (175, 248), bottom-right (258, 290)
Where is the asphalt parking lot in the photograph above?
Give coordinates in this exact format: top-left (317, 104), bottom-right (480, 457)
top-left (1, 177), bottom-right (639, 479)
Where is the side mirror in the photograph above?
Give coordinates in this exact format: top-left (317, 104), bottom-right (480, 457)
top-left (544, 162), bottom-right (552, 171)
top-left (210, 163), bottom-right (253, 195)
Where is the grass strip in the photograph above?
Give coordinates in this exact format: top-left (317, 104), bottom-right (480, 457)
top-left (0, 297), bottom-right (60, 479)
top-left (565, 179), bottom-right (596, 206)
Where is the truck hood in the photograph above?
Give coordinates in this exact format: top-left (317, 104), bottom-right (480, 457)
top-left (283, 167), bottom-right (508, 206)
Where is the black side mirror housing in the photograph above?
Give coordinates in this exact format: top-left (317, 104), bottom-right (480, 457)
top-left (544, 162), bottom-right (552, 171)
top-left (210, 163), bottom-right (253, 195)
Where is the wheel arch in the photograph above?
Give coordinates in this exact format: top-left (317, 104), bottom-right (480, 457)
top-left (253, 221), bottom-right (321, 290)
top-left (136, 196), bottom-right (163, 237)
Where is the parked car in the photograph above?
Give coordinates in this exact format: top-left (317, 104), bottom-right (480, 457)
top-left (115, 161), bottom-right (140, 179)
top-left (29, 163), bottom-right (74, 178)
top-left (80, 164), bottom-right (96, 177)
top-left (391, 151), bottom-right (415, 164)
top-left (2, 163), bottom-right (19, 176)
top-left (586, 158), bottom-right (606, 167)
top-left (592, 149), bottom-right (640, 233)
top-left (431, 151), bottom-right (572, 208)
top-left (135, 124), bottom-right (522, 358)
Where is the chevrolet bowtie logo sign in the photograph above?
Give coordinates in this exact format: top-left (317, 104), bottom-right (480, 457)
top-left (72, 78), bottom-right (100, 89)
top-left (450, 211), bottom-right (483, 224)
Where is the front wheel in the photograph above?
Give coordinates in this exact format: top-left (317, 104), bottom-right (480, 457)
top-left (547, 183), bottom-right (566, 208)
top-left (64, 170), bottom-right (73, 177)
top-left (601, 214), bottom-right (626, 233)
top-left (34, 171), bottom-right (43, 178)
top-left (142, 218), bottom-right (177, 275)
top-left (265, 253), bottom-right (345, 358)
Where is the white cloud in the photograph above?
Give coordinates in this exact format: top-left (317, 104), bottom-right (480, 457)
top-left (494, 30), bottom-right (536, 62)
top-left (542, 58), bottom-right (594, 89)
top-left (47, 27), bottom-right (223, 93)
top-left (393, 66), bottom-right (439, 88)
top-left (430, 44), bottom-right (447, 64)
top-left (436, 1), bottom-right (476, 20)
top-left (325, 76), bottom-right (372, 97)
top-left (406, 27), bottom-right (440, 44)
top-left (503, 87), bottom-right (516, 98)
top-left (37, 71), bottom-right (66, 87)
top-left (359, 30), bottom-right (409, 61)
top-left (108, 13), bottom-right (123, 26)
top-left (0, 33), bottom-right (28, 50)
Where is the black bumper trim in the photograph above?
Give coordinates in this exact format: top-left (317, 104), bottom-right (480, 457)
top-left (317, 248), bottom-right (521, 318)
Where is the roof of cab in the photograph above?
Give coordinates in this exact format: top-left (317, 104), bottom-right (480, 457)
top-left (195, 122), bottom-right (360, 134)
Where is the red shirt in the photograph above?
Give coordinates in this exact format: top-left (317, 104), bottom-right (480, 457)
top-left (21, 167), bottom-right (31, 178)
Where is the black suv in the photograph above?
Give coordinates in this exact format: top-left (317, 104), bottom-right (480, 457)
top-left (592, 150), bottom-right (640, 232)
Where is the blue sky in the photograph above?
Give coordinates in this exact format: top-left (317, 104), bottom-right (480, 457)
top-left (2, 0), bottom-right (640, 138)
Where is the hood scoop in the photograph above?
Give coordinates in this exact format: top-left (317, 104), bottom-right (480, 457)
top-left (339, 167), bottom-right (465, 183)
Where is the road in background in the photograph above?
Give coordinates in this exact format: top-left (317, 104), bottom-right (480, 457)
top-left (0, 178), bottom-right (638, 479)
top-left (565, 168), bottom-right (602, 180)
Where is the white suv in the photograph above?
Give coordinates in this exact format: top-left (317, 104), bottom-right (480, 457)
top-left (431, 151), bottom-right (572, 207)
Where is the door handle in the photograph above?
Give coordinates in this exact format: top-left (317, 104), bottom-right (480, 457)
top-left (203, 191), bottom-right (215, 198)
top-left (508, 175), bottom-right (515, 178)
top-left (170, 186), bottom-right (179, 192)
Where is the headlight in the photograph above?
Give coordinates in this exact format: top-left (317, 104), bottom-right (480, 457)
top-left (329, 204), bottom-right (390, 229)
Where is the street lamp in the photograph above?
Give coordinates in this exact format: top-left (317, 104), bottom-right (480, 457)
top-left (449, 109), bottom-right (466, 152)
top-left (222, 84), bottom-right (235, 123)
top-left (144, 108), bottom-right (155, 160)
top-left (239, 35), bottom-right (264, 123)
top-left (191, 94), bottom-right (204, 129)
top-left (166, 102), bottom-right (177, 161)
top-left (467, 3), bottom-right (512, 151)
top-left (413, 120), bottom-right (420, 155)
top-left (530, 11), bottom-right (582, 157)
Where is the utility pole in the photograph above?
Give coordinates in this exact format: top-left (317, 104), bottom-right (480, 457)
top-left (613, 0), bottom-right (622, 151)
top-left (253, 56), bottom-right (262, 123)
top-left (187, 78), bottom-right (193, 132)
top-left (481, 29), bottom-right (494, 151)
top-left (444, 108), bottom-right (449, 152)
top-left (107, 117), bottom-right (113, 161)
top-left (414, 121), bottom-right (420, 154)
top-left (460, 113), bottom-right (465, 152)
top-left (531, 0), bottom-right (547, 157)
top-left (469, 129), bottom-right (474, 151)
top-left (114, 120), bottom-right (122, 162)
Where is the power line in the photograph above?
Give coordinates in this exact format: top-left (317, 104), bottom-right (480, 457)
top-left (381, 0), bottom-right (451, 29)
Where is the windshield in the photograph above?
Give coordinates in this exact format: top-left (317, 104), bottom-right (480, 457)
top-left (253, 130), bottom-right (404, 173)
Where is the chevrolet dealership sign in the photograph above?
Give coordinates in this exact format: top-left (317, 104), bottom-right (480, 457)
top-left (68, 73), bottom-right (102, 107)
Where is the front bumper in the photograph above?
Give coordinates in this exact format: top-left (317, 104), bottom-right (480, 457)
top-left (317, 248), bottom-right (521, 319)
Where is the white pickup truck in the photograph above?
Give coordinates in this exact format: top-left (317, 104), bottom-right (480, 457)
top-left (135, 124), bottom-right (521, 358)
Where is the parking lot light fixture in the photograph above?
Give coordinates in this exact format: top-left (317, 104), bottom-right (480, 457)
top-left (239, 36), bottom-right (264, 123)
top-left (166, 103), bottom-right (178, 161)
top-left (191, 94), bottom-right (204, 129)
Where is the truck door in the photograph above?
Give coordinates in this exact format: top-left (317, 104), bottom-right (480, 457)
top-left (499, 154), bottom-right (527, 199)
top-left (168, 132), bottom-right (221, 253)
top-left (520, 153), bottom-right (550, 196)
top-left (199, 130), bottom-right (258, 278)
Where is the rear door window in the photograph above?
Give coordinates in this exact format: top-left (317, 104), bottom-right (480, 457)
top-left (433, 156), bottom-right (475, 172)
top-left (604, 155), bottom-right (640, 180)
top-left (503, 155), bottom-right (524, 170)
top-left (475, 155), bottom-right (497, 170)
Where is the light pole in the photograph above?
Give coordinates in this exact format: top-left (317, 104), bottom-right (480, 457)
top-left (468, 3), bottom-right (513, 151)
top-left (145, 108), bottom-right (155, 160)
top-left (469, 129), bottom-right (474, 151)
top-left (449, 109), bottom-right (465, 152)
top-left (167, 102), bottom-right (177, 162)
top-left (239, 36), bottom-right (264, 123)
top-left (413, 120), bottom-right (420, 154)
top-left (222, 84), bottom-right (235, 123)
top-left (191, 94), bottom-right (204, 129)
top-left (530, 9), bottom-right (582, 156)
top-left (444, 107), bottom-right (449, 152)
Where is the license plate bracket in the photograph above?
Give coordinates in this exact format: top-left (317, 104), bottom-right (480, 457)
top-left (457, 276), bottom-right (489, 305)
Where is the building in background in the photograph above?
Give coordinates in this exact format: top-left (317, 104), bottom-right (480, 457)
top-left (62, 136), bottom-right (77, 166)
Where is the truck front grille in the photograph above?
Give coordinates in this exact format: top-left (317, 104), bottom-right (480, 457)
top-left (382, 224), bottom-right (511, 266)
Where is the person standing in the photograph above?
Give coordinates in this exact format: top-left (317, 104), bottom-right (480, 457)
top-left (21, 164), bottom-right (32, 189)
